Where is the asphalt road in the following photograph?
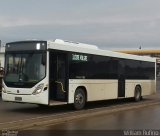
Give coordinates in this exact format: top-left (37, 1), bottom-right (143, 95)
top-left (25, 104), bottom-right (160, 136)
top-left (0, 79), bottom-right (159, 132)
top-left (0, 92), bottom-right (159, 124)
top-left (0, 93), bottom-right (160, 130)
top-left (38, 104), bottom-right (160, 130)
top-left (0, 97), bottom-right (74, 123)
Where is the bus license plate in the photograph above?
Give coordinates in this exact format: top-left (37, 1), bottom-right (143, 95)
top-left (15, 97), bottom-right (22, 101)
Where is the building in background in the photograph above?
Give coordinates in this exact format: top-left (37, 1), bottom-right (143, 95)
top-left (117, 50), bottom-right (160, 77)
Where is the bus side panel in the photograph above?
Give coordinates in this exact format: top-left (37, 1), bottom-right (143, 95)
top-left (68, 79), bottom-right (118, 103)
top-left (125, 80), bottom-right (156, 98)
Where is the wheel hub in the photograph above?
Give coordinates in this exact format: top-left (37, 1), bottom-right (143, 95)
top-left (75, 94), bottom-right (83, 104)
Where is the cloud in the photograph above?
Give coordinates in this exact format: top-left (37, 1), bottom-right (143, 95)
top-left (1, 0), bottom-right (160, 49)
top-left (1, 13), bottom-right (160, 28)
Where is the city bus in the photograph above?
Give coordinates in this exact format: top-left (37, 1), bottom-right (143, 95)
top-left (2, 39), bottom-right (156, 110)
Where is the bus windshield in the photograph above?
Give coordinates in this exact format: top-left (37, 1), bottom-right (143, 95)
top-left (4, 52), bottom-right (46, 88)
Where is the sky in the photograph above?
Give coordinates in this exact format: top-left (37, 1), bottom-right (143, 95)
top-left (0, 0), bottom-right (160, 50)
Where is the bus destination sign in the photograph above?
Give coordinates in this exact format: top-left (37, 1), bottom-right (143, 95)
top-left (72, 54), bottom-right (88, 61)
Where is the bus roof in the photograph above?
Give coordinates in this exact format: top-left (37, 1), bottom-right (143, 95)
top-left (47, 39), bottom-right (156, 62)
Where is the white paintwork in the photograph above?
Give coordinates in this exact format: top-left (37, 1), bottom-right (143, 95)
top-left (47, 40), bottom-right (156, 62)
top-left (2, 39), bottom-right (156, 106)
top-left (68, 79), bottom-right (156, 103)
top-left (125, 80), bottom-right (156, 98)
top-left (48, 39), bottom-right (156, 103)
top-left (68, 79), bottom-right (118, 103)
top-left (54, 39), bottom-right (98, 50)
top-left (2, 90), bottom-right (48, 105)
top-left (2, 77), bottom-right (49, 104)
top-left (2, 51), bottom-right (50, 105)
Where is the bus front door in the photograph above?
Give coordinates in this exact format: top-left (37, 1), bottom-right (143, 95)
top-left (49, 52), bottom-right (68, 101)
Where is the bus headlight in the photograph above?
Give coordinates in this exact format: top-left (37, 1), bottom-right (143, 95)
top-left (32, 83), bottom-right (44, 95)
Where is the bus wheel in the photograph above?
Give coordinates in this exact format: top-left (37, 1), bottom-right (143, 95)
top-left (74, 88), bottom-right (86, 110)
top-left (134, 86), bottom-right (141, 102)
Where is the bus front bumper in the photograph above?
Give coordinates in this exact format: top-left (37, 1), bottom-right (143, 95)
top-left (2, 92), bottom-right (49, 105)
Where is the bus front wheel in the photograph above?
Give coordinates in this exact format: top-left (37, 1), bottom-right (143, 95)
top-left (74, 88), bottom-right (86, 110)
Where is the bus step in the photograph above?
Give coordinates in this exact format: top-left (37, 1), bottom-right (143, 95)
top-left (49, 100), bottom-right (67, 106)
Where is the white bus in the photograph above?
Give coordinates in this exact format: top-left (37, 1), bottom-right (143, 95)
top-left (2, 39), bottom-right (156, 110)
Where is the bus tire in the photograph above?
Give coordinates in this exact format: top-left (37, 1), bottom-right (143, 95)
top-left (134, 86), bottom-right (141, 102)
top-left (74, 88), bottom-right (86, 110)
